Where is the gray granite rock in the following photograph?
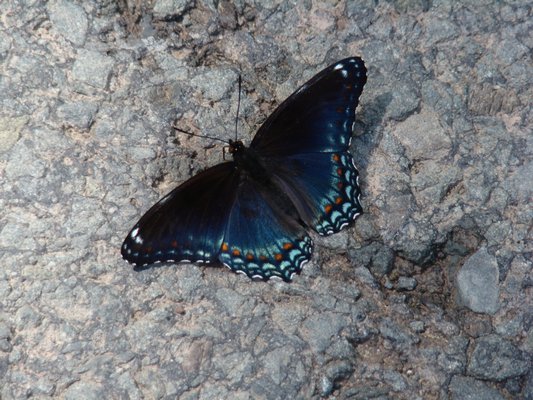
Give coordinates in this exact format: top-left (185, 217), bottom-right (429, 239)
top-left (1, 0), bottom-right (531, 398)
top-left (525, 371), bottom-right (533, 400)
top-left (320, 375), bottom-right (334, 396)
top-left (396, 276), bottom-right (417, 291)
top-left (0, 116), bottom-right (27, 154)
top-left (392, 109), bottom-right (452, 161)
top-left (48, 0), bottom-right (88, 46)
top-left (467, 335), bottom-right (530, 381)
top-left (56, 101), bottom-right (99, 129)
top-left (456, 247), bottom-right (500, 314)
top-left (71, 49), bottom-right (114, 93)
top-left (153, 0), bottom-right (193, 20)
top-left (63, 381), bottom-right (105, 400)
top-left (449, 376), bottom-right (504, 400)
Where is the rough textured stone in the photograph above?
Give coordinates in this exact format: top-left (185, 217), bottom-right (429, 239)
top-left (56, 101), bottom-right (99, 129)
top-left (71, 49), bottom-right (114, 93)
top-left (153, 0), bottom-right (193, 19)
top-left (0, 116), bottom-right (27, 154)
top-left (1, 1), bottom-right (531, 399)
top-left (396, 276), bottom-right (417, 291)
top-left (392, 109), bottom-right (452, 161)
top-left (48, 0), bottom-right (88, 46)
top-left (467, 335), bottom-right (530, 381)
top-left (457, 248), bottom-right (500, 314)
top-left (449, 376), bottom-right (505, 400)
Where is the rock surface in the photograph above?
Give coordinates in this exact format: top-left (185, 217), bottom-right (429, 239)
top-left (457, 247), bottom-right (500, 314)
top-left (0, 1), bottom-right (531, 399)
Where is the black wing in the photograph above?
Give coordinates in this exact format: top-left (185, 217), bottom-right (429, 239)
top-left (121, 162), bottom-right (239, 266)
top-left (250, 57), bottom-right (367, 156)
top-left (251, 57), bottom-right (367, 234)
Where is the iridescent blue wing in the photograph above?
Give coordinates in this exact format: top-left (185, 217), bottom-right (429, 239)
top-left (219, 178), bottom-right (313, 282)
top-left (121, 163), bottom-right (239, 266)
top-left (266, 151), bottom-right (362, 235)
top-left (251, 57), bottom-right (367, 156)
top-left (251, 57), bottom-right (367, 235)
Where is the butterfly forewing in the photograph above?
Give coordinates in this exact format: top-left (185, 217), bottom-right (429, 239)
top-left (251, 57), bottom-right (367, 156)
top-left (121, 163), bottom-right (239, 266)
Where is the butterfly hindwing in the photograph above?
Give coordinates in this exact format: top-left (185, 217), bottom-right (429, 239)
top-left (218, 177), bottom-right (313, 282)
top-left (251, 57), bottom-right (367, 156)
top-left (267, 151), bottom-right (362, 236)
top-left (121, 163), bottom-right (239, 266)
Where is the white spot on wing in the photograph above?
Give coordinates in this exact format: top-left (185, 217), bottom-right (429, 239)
top-left (159, 193), bottom-right (171, 205)
top-left (333, 63), bottom-right (344, 71)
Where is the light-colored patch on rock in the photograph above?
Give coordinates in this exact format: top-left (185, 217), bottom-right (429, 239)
top-left (457, 247), bottom-right (500, 314)
top-left (392, 109), bottom-right (452, 160)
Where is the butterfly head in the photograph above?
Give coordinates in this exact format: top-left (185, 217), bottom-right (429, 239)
top-left (228, 139), bottom-right (245, 155)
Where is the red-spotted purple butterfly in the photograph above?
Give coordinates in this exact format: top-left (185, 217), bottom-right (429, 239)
top-left (122, 57), bottom-right (367, 282)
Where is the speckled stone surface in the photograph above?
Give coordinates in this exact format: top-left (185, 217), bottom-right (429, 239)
top-left (0, 1), bottom-right (531, 399)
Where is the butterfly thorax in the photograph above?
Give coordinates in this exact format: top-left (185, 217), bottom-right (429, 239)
top-left (229, 139), bottom-right (269, 183)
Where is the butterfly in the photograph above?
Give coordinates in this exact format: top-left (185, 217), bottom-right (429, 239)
top-left (121, 57), bottom-right (367, 282)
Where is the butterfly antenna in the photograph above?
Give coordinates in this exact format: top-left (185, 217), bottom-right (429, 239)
top-left (235, 74), bottom-right (242, 141)
top-left (172, 125), bottom-right (229, 145)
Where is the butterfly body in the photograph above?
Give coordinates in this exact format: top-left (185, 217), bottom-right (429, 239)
top-left (228, 139), bottom-right (269, 183)
top-left (122, 57), bottom-right (367, 281)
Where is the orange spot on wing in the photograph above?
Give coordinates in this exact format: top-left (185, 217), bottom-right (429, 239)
top-left (336, 107), bottom-right (344, 114)
top-left (221, 243), bottom-right (229, 252)
top-left (335, 196), bottom-right (343, 204)
top-left (171, 240), bottom-right (178, 248)
top-left (332, 154), bottom-right (340, 162)
top-left (259, 255), bottom-right (267, 261)
top-left (337, 168), bottom-right (343, 176)
top-left (324, 204), bottom-right (333, 214)
top-left (337, 181), bottom-right (344, 189)
top-left (232, 249), bottom-right (241, 257)
top-left (275, 253), bottom-right (283, 261)
top-left (283, 242), bottom-right (293, 250)
top-left (246, 253), bottom-right (254, 260)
